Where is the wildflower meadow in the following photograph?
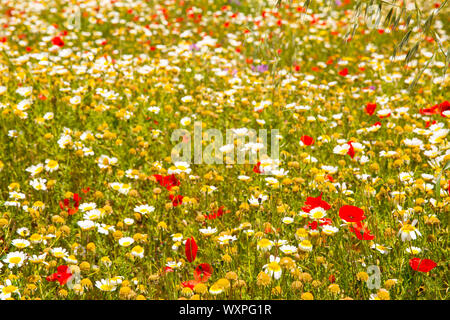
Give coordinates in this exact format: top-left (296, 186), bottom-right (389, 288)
top-left (0, 0), bottom-right (448, 301)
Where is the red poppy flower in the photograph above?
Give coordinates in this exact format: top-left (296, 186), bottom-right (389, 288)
top-left (302, 193), bottom-right (331, 213)
top-left (253, 162), bottom-right (262, 174)
top-left (46, 265), bottom-right (72, 285)
top-left (59, 198), bottom-right (69, 210)
top-left (307, 221), bottom-right (318, 230)
top-left (365, 103), bottom-right (377, 116)
top-left (425, 120), bottom-right (436, 128)
top-left (169, 194), bottom-right (183, 207)
top-left (438, 100), bottom-right (450, 116)
top-left (153, 174), bottom-right (180, 191)
top-left (164, 266), bottom-right (174, 273)
top-left (338, 68), bottom-right (348, 76)
top-left (420, 106), bottom-right (437, 115)
top-left (204, 206), bottom-right (229, 220)
top-left (329, 274), bottom-right (336, 283)
top-left (347, 141), bottom-right (355, 159)
top-left (51, 36), bottom-right (64, 47)
top-left (185, 237), bottom-right (198, 263)
top-left (181, 279), bottom-right (199, 289)
top-left (59, 193), bottom-right (80, 215)
top-left (73, 193), bottom-right (80, 205)
top-left (349, 221), bottom-right (374, 240)
top-left (419, 101), bottom-right (449, 117)
top-left (68, 207), bottom-right (78, 215)
top-left (339, 205), bottom-right (366, 222)
top-left (409, 258), bottom-right (437, 272)
top-left (194, 263), bottom-right (213, 282)
top-left (300, 135), bottom-right (314, 146)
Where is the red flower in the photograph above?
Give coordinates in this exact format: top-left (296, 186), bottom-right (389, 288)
top-left (349, 221), bottom-right (375, 240)
top-left (51, 36), bottom-right (64, 47)
top-left (329, 274), bottom-right (336, 283)
top-left (204, 206), bottom-right (229, 220)
top-left (46, 265), bottom-right (72, 285)
top-left (420, 101), bottom-right (450, 117)
top-left (307, 221), bottom-right (318, 230)
top-left (181, 279), bottom-right (198, 289)
top-left (164, 266), bottom-right (174, 273)
top-left (253, 162), bottom-right (262, 174)
top-left (420, 106), bottom-right (437, 115)
top-left (73, 193), bottom-right (80, 206)
top-left (59, 199), bottom-right (68, 210)
top-left (169, 194), bottom-right (183, 207)
top-left (153, 174), bottom-right (180, 191)
top-left (302, 193), bottom-right (331, 213)
top-left (194, 263), bottom-right (213, 282)
top-left (438, 100), bottom-right (450, 117)
top-left (365, 103), bottom-right (377, 116)
top-left (339, 205), bottom-right (366, 222)
top-left (185, 237), bottom-right (198, 263)
top-left (425, 120), bottom-right (436, 128)
top-left (59, 193), bottom-right (80, 215)
top-left (347, 141), bottom-right (355, 159)
top-left (338, 68), bottom-right (348, 76)
top-left (300, 135), bottom-right (314, 146)
top-left (68, 207), bottom-right (78, 215)
top-left (409, 258), bottom-right (437, 272)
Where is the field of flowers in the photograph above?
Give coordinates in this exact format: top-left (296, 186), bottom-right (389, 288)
top-left (0, 0), bottom-right (448, 301)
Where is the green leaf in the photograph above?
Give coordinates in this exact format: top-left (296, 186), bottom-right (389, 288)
top-left (398, 29), bottom-right (412, 52)
top-left (405, 41), bottom-right (420, 64)
top-left (384, 7), bottom-right (394, 27)
top-left (405, 13), bottom-right (413, 28)
top-left (408, 51), bottom-right (434, 91)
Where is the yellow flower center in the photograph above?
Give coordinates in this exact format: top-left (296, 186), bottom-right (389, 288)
top-left (100, 284), bottom-right (113, 291)
top-left (267, 261), bottom-right (281, 272)
top-left (48, 160), bottom-right (57, 168)
top-left (9, 257), bottom-right (22, 264)
top-left (402, 224), bottom-right (415, 232)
